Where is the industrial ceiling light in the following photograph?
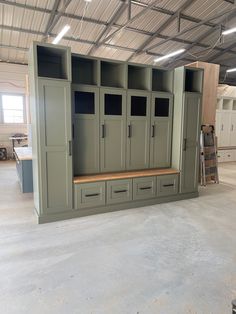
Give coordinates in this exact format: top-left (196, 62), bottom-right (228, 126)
top-left (222, 27), bottom-right (236, 35)
top-left (226, 68), bottom-right (236, 73)
top-left (154, 49), bottom-right (186, 62)
top-left (52, 25), bottom-right (70, 44)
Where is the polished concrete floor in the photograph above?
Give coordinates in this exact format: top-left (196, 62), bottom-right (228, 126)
top-left (0, 161), bottom-right (236, 314)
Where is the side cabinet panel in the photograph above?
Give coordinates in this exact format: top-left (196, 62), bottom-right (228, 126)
top-left (100, 88), bottom-right (126, 172)
top-left (180, 93), bottom-right (201, 194)
top-left (38, 79), bottom-right (73, 213)
top-left (150, 93), bottom-right (173, 168)
top-left (72, 85), bottom-right (99, 174)
top-left (126, 91), bottom-right (150, 170)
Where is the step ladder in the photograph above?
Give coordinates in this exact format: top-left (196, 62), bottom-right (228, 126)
top-left (200, 124), bottom-right (219, 186)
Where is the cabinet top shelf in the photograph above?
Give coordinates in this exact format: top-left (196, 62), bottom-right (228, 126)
top-left (74, 168), bottom-right (179, 184)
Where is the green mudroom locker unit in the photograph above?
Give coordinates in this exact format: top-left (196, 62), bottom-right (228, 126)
top-left (29, 42), bottom-right (203, 223)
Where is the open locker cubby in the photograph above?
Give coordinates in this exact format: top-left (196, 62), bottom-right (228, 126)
top-left (233, 100), bottom-right (236, 111)
top-left (37, 46), bottom-right (69, 80)
top-left (72, 56), bottom-right (98, 85)
top-left (101, 61), bottom-right (126, 88)
top-left (222, 98), bottom-right (232, 110)
top-left (152, 69), bottom-right (173, 92)
top-left (128, 65), bottom-right (151, 90)
top-left (184, 68), bottom-right (203, 93)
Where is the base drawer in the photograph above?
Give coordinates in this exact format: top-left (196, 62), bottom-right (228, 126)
top-left (74, 182), bottom-right (105, 209)
top-left (157, 174), bottom-right (179, 197)
top-left (107, 179), bottom-right (132, 204)
top-left (133, 176), bottom-right (156, 200)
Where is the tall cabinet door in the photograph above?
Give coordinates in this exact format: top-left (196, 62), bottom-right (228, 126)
top-left (38, 79), bottom-right (73, 213)
top-left (150, 93), bottom-right (173, 168)
top-left (126, 91), bottom-right (150, 170)
top-left (100, 88), bottom-right (126, 172)
top-left (219, 112), bottom-right (231, 147)
top-left (72, 85), bottom-right (99, 174)
top-left (180, 93), bottom-right (201, 194)
top-left (230, 113), bottom-right (236, 146)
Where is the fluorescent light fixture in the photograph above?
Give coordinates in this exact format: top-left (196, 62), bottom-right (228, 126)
top-left (154, 49), bottom-right (186, 63)
top-left (222, 27), bottom-right (236, 35)
top-left (52, 25), bottom-right (70, 44)
top-left (226, 68), bottom-right (236, 73)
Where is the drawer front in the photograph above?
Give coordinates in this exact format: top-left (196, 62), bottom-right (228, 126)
top-left (107, 179), bottom-right (132, 204)
top-left (133, 176), bottom-right (156, 200)
top-left (217, 151), bottom-right (225, 163)
top-left (157, 174), bottom-right (179, 197)
top-left (74, 182), bottom-right (105, 209)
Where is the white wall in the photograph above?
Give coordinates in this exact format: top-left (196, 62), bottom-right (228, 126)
top-left (0, 62), bottom-right (28, 157)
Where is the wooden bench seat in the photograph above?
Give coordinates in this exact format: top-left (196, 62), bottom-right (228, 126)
top-left (74, 168), bottom-right (179, 184)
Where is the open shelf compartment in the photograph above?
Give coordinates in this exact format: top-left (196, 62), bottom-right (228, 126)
top-left (233, 100), bottom-right (236, 110)
top-left (101, 61), bottom-right (126, 88)
top-left (152, 69), bottom-right (173, 92)
top-left (184, 68), bottom-right (203, 93)
top-left (128, 65), bottom-right (151, 90)
top-left (72, 55), bottom-right (98, 85)
top-left (37, 45), bottom-right (69, 80)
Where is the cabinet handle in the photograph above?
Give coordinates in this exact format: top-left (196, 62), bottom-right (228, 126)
top-left (151, 125), bottom-right (155, 137)
top-left (221, 124), bottom-right (224, 131)
top-left (114, 189), bottom-right (127, 193)
top-left (183, 138), bottom-right (187, 151)
top-left (72, 124), bottom-right (74, 139)
top-left (85, 193), bottom-right (100, 197)
top-left (231, 125), bottom-right (234, 131)
top-left (128, 125), bottom-right (131, 138)
top-left (163, 183), bottom-right (174, 187)
top-left (102, 124), bottom-right (105, 138)
top-left (139, 186), bottom-right (152, 190)
top-left (68, 140), bottom-right (72, 156)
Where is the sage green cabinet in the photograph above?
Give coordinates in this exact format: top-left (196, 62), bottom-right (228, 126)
top-left (150, 93), bottom-right (173, 168)
top-left (38, 79), bottom-right (73, 213)
top-left (100, 88), bottom-right (127, 172)
top-left (75, 182), bottom-right (105, 209)
top-left (72, 85), bottom-right (99, 174)
top-left (133, 176), bottom-right (156, 200)
top-left (157, 174), bottom-right (179, 197)
top-left (126, 91), bottom-right (150, 170)
top-left (106, 179), bottom-right (132, 204)
top-left (180, 93), bottom-right (201, 193)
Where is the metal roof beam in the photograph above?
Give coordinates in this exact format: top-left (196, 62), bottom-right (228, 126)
top-left (208, 41), bottom-right (236, 62)
top-left (127, 0), bottom-right (195, 61)
top-left (97, 0), bottom-right (161, 46)
top-left (146, 7), bottom-right (236, 53)
top-left (88, 1), bottom-right (128, 55)
top-left (42, 0), bottom-right (62, 41)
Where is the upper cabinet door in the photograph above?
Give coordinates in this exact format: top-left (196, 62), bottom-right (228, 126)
top-left (180, 93), bottom-right (201, 194)
top-left (100, 88), bottom-right (127, 172)
top-left (72, 85), bottom-right (99, 175)
top-left (38, 79), bottom-right (73, 213)
top-left (126, 90), bottom-right (150, 170)
top-left (150, 93), bottom-right (173, 168)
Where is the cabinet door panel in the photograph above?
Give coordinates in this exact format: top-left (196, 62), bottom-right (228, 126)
top-left (150, 93), bottom-right (173, 168)
top-left (180, 93), bottom-right (201, 194)
top-left (127, 91), bottom-right (150, 170)
top-left (230, 113), bottom-right (236, 146)
top-left (220, 112), bottom-right (231, 147)
top-left (72, 85), bottom-right (99, 175)
top-left (39, 79), bottom-right (72, 213)
top-left (100, 88), bottom-right (126, 172)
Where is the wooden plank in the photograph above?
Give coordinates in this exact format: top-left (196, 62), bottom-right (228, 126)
top-left (74, 168), bottom-right (179, 184)
top-left (14, 147), bottom-right (32, 160)
top-left (187, 61), bottom-right (219, 126)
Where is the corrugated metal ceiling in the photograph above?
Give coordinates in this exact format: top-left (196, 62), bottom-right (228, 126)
top-left (0, 0), bottom-right (236, 77)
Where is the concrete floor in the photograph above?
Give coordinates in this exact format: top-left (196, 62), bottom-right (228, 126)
top-left (0, 161), bottom-right (236, 314)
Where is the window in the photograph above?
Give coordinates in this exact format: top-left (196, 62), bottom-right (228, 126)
top-left (1, 94), bottom-right (25, 123)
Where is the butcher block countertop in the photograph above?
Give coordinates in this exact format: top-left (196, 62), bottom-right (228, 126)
top-left (74, 168), bottom-right (179, 184)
